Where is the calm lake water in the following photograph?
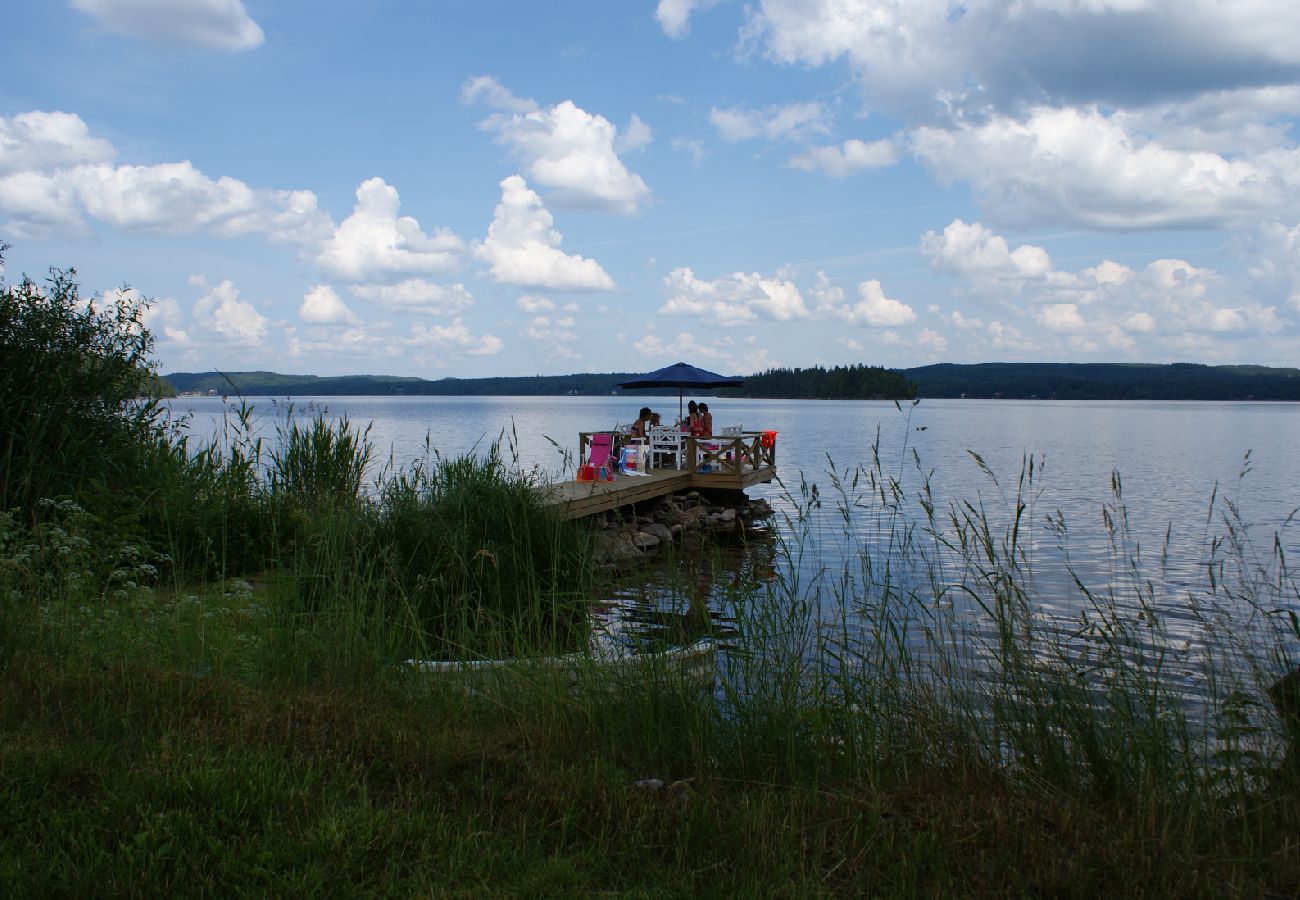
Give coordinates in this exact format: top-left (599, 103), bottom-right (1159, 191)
top-left (167, 395), bottom-right (1300, 675)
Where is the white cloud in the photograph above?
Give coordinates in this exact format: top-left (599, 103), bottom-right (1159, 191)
top-left (671, 137), bottom-right (707, 167)
top-left (516, 294), bottom-right (555, 313)
top-left (350, 279), bottom-right (474, 316)
top-left (917, 328), bottom-right (948, 354)
top-left (0, 119), bottom-right (332, 243)
top-left (616, 115), bottom-right (654, 154)
top-left (921, 219), bottom-right (1053, 285)
top-left (474, 175), bottom-right (615, 291)
top-left (807, 271), bottom-right (845, 311)
top-left (633, 330), bottom-right (776, 375)
top-left (522, 314), bottom-right (578, 343)
top-left (1038, 303), bottom-right (1086, 333)
top-left (460, 75), bottom-right (539, 114)
top-left (819, 278), bottom-right (917, 327)
top-left (299, 285), bottom-right (358, 325)
top-left (465, 77), bottom-right (651, 214)
top-left (710, 102), bottom-right (831, 143)
top-left (659, 266), bottom-right (810, 326)
top-left (402, 319), bottom-right (503, 357)
top-left (740, 1), bottom-right (1300, 119)
top-left (190, 276), bottom-right (267, 345)
top-left (788, 138), bottom-right (898, 177)
top-left (922, 219), bottom-right (1285, 353)
top-left (71, 0), bottom-right (264, 51)
top-left (655, 0), bottom-right (721, 38)
top-left (0, 111), bottom-right (115, 176)
top-left (911, 106), bottom-right (1297, 230)
top-left (316, 178), bottom-right (462, 282)
top-left (1243, 220), bottom-right (1300, 310)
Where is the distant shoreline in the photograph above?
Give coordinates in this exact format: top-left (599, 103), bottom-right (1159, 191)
top-left (163, 361), bottom-right (1300, 403)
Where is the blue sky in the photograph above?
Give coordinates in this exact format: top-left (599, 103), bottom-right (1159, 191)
top-left (3, 0), bottom-right (1299, 377)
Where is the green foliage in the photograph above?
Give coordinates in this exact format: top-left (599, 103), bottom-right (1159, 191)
top-left (727, 363), bottom-right (917, 399)
top-left (0, 249), bottom-right (161, 514)
top-left (270, 410), bottom-right (372, 504)
top-left (905, 361), bottom-right (1300, 399)
top-left (287, 444), bottom-right (593, 660)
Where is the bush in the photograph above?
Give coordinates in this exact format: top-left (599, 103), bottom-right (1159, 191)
top-left (0, 247), bottom-right (161, 516)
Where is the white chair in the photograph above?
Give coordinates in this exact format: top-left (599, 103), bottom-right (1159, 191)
top-left (648, 426), bottom-right (684, 470)
top-left (720, 425), bottom-right (742, 436)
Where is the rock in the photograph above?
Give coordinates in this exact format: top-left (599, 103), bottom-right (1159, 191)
top-left (644, 523), bottom-right (673, 543)
top-left (718, 508), bottom-right (737, 524)
top-left (748, 499), bottom-right (774, 519)
top-left (632, 531), bottom-right (661, 550)
top-left (634, 778), bottom-right (665, 792)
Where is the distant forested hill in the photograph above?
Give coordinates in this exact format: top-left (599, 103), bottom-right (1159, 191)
top-left (165, 371), bottom-right (636, 397)
top-left (726, 364), bottom-right (916, 399)
top-left (900, 363), bottom-right (1300, 400)
top-left (165, 363), bottom-right (1300, 402)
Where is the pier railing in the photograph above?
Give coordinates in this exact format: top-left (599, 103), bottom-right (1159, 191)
top-left (577, 431), bottom-right (775, 476)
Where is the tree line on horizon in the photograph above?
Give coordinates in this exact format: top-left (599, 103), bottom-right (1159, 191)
top-left (163, 361), bottom-right (1300, 402)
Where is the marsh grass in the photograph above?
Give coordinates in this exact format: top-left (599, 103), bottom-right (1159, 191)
top-left (4, 424), bottom-right (1300, 894)
top-left (5, 259), bottom-right (1300, 894)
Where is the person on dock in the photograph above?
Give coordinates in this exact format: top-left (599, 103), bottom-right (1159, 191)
top-left (698, 403), bottom-right (713, 436)
top-left (629, 407), bottom-right (653, 439)
top-left (684, 400), bottom-right (701, 436)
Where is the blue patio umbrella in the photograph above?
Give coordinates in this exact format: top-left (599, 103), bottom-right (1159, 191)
top-left (618, 361), bottom-right (745, 422)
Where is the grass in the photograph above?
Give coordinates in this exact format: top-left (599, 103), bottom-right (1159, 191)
top-left (3, 438), bottom-right (1299, 895)
top-left (4, 258), bottom-right (1300, 895)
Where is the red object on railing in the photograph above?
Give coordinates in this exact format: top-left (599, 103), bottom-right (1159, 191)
top-left (760, 430), bottom-right (777, 448)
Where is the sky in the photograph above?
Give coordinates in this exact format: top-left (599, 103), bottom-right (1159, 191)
top-left (3, 0), bottom-right (1300, 378)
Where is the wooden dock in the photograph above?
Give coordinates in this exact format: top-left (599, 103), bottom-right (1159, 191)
top-left (543, 432), bottom-right (777, 520)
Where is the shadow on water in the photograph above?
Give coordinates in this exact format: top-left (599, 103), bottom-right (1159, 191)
top-left (592, 522), bottom-right (780, 655)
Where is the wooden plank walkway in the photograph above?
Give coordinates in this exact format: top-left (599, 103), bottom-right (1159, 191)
top-left (542, 465), bottom-right (775, 520)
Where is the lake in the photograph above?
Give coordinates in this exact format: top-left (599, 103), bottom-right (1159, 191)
top-left (166, 395), bottom-right (1300, 684)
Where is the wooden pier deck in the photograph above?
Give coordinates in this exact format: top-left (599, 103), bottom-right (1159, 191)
top-left (542, 432), bottom-right (777, 520)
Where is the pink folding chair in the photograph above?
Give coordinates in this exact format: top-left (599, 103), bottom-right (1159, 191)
top-left (587, 433), bottom-right (615, 469)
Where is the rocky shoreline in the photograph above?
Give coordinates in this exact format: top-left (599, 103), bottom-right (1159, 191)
top-left (588, 490), bottom-right (774, 565)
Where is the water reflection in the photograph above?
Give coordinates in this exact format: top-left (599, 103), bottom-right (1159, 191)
top-left (593, 524), bottom-right (779, 654)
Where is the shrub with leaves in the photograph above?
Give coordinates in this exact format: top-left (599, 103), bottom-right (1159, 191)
top-left (0, 245), bottom-right (162, 516)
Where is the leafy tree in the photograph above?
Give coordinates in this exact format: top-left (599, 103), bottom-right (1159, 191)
top-left (0, 244), bottom-right (163, 515)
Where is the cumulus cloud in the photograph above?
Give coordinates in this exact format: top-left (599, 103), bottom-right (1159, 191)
top-left (0, 113), bottom-right (333, 243)
top-left (817, 277), bottom-right (917, 327)
top-left (1243, 220), bottom-right (1300, 310)
top-left (633, 330), bottom-right (776, 374)
top-left (788, 138), bottom-right (898, 177)
top-left (189, 276), bottom-right (267, 345)
top-left (349, 279), bottom-right (474, 316)
top-left (464, 76), bottom-right (650, 214)
top-left (671, 137), bottom-right (707, 167)
top-left (1038, 303), bottom-right (1087, 333)
top-left (740, 0), bottom-right (1300, 119)
top-left (659, 266), bottom-right (810, 326)
top-left (921, 219), bottom-right (1053, 285)
top-left (71, 0), bottom-right (264, 52)
top-left (474, 176), bottom-right (615, 291)
top-left (655, 0), bottom-right (722, 38)
top-left (0, 111), bottom-right (115, 176)
top-left (616, 115), bottom-right (654, 154)
top-left (921, 219), bottom-right (1284, 355)
top-left (917, 328), bottom-right (948, 354)
top-left (315, 178), bottom-right (462, 282)
top-left (402, 319), bottom-right (503, 357)
top-left (709, 102), bottom-right (831, 143)
top-left (521, 314), bottom-right (578, 353)
top-left (911, 106), bottom-right (1297, 230)
top-left (299, 285), bottom-right (358, 325)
